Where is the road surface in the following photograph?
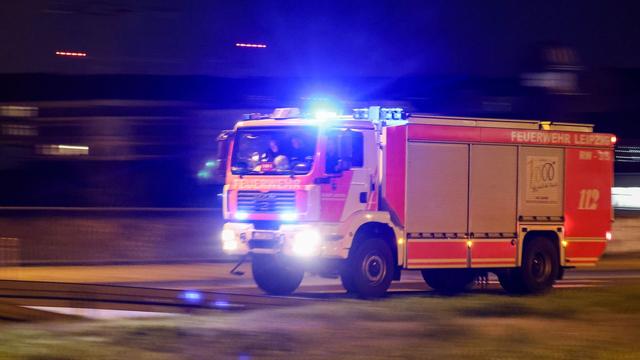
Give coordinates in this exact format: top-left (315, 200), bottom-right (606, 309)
top-left (2, 262), bottom-right (638, 298)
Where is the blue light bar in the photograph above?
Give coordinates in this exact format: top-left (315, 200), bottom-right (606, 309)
top-left (353, 107), bottom-right (407, 121)
top-left (242, 113), bottom-right (267, 120)
top-left (353, 108), bottom-right (369, 119)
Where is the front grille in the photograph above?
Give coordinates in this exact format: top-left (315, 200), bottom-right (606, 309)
top-left (252, 221), bottom-right (281, 231)
top-left (249, 240), bottom-right (279, 249)
top-left (237, 191), bottom-right (296, 213)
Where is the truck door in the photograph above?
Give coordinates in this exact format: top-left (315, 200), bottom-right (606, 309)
top-left (405, 142), bottom-right (469, 268)
top-left (319, 129), bottom-right (376, 222)
top-left (468, 145), bottom-right (518, 268)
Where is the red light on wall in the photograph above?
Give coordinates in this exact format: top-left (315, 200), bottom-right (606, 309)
top-left (235, 43), bottom-right (267, 48)
top-left (55, 51), bottom-right (87, 57)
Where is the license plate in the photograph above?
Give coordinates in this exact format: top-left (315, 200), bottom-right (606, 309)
top-left (252, 231), bottom-right (275, 240)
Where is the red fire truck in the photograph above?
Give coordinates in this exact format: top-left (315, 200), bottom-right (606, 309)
top-left (221, 107), bottom-right (615, 297)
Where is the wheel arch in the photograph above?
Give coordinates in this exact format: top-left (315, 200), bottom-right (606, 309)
top-left (521, 229), bottom-right (561, 265)
top-left (350, 221), bottom-right (399, 276)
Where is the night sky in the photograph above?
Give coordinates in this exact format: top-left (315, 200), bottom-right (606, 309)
top-left (1, 0), bottom-right (640, 77)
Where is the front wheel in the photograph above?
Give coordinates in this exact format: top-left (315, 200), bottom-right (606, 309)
top-left (343, 238), bottom-right (394, 298)
top-left (340, 268), bottom-right (357, 294)
top-left (252, 254), bottom-right (304, 296)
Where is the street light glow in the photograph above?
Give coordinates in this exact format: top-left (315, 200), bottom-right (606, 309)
top-left (235, 43), bottom-right (267, 48)
top-left (55, 51), bottom-right (87, 57)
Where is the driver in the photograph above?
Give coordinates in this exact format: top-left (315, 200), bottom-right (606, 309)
top-left (289, 136), bottom-right (307, 163)
top-left (260, 139), bottom-right (281, 162)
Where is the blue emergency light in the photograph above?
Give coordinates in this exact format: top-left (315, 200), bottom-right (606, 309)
top-left (353, 107), bottom-right (408, 121)
top-left (242, 113), bottom-right (268, 120)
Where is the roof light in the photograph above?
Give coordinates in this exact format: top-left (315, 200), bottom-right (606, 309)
top-left (272, 108), bottom-right (301, 119)
top-left (242, 113), bottom-right (266, 120)
top-left (353, 108), bottom-right (369, 119)
top-left (352, 107), bottom-right (407, 121)
top-left (611, 135), bottom-right (617, 145)
top-left (380, 107), bottom-right (406, 120)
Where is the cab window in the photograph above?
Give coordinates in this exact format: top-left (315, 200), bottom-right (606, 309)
top-left (325, 130), bottom-right (363, 173)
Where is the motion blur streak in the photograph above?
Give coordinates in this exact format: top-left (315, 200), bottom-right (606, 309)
top-left (55, 51), bottom-right (87, 57)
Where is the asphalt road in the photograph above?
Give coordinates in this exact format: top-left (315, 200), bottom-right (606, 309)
top-left (114, 269), bottom-right (640, 298)
top-left (32, 263), bottom-right (640, 297)
top-left (4, 262), bottom-right (639, 297)
top-left (1, 263), bottom-right (639, 320)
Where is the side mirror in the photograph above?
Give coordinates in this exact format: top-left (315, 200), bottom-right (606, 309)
top-left (338, 158), bottom-right (352, 172)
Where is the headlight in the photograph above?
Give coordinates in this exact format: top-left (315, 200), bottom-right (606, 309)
top-left (292, 229), bottom-right (322, 257)
top-left (234, 211), bottom-right (249, 220)
top-left (221, 229), bottom-right (238, 251)
top-left (279, 212), bottom-right (298, 221)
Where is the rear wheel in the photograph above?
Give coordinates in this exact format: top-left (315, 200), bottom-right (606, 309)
top-left (252, 254), bottom-right (304, 296)
top-left (497, 269), bottom-right (524, 293)
top-left (421, 269), bottom-right (475, 294)
top-left (520, 238), bottom-right (559, 293)
top-left (500, 237), bottom-right (559, 294)
top-left (344, 238), bottom-right (394, 298)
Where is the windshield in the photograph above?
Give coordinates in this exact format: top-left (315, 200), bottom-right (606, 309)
top-left (231, 127), bottom-right (318, 175)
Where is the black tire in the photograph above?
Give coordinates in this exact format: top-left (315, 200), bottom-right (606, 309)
top-left (557, 266), bottom-right (565, 280)
top-left (421, 269), bottom-right (475, 294)
top-left (519, 238), bottom-right (559, 293)
top-left (340, 266), bottom-right (357, 293)
top-left (251, 254), bottom-right (304, 296)
top-left (500, 237), bottom-right (559, 294)
top-left (345, 238), bottom-right (394, 298)
top-left (497, 269), bottom-right (525, 294)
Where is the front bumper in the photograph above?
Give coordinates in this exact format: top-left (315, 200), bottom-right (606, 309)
top-left (221, 222), bottom-right (346, 258)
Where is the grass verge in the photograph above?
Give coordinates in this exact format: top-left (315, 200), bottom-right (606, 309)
top-left (583, 251), bottom-right (640, 271)
top-left (1, 283), bottom-right (640, 359)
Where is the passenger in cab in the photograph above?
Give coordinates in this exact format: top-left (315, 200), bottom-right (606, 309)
top-left (261, 139), bottom-right (281, 162)
top-left (289, 136), bottom-right (308, 164)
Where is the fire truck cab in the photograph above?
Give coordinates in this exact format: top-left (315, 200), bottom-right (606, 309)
top-left (221, 107), bottom-right (615, 297)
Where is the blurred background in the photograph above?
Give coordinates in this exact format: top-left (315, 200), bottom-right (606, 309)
top-left (1, 0), bottom-right (640, 263)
